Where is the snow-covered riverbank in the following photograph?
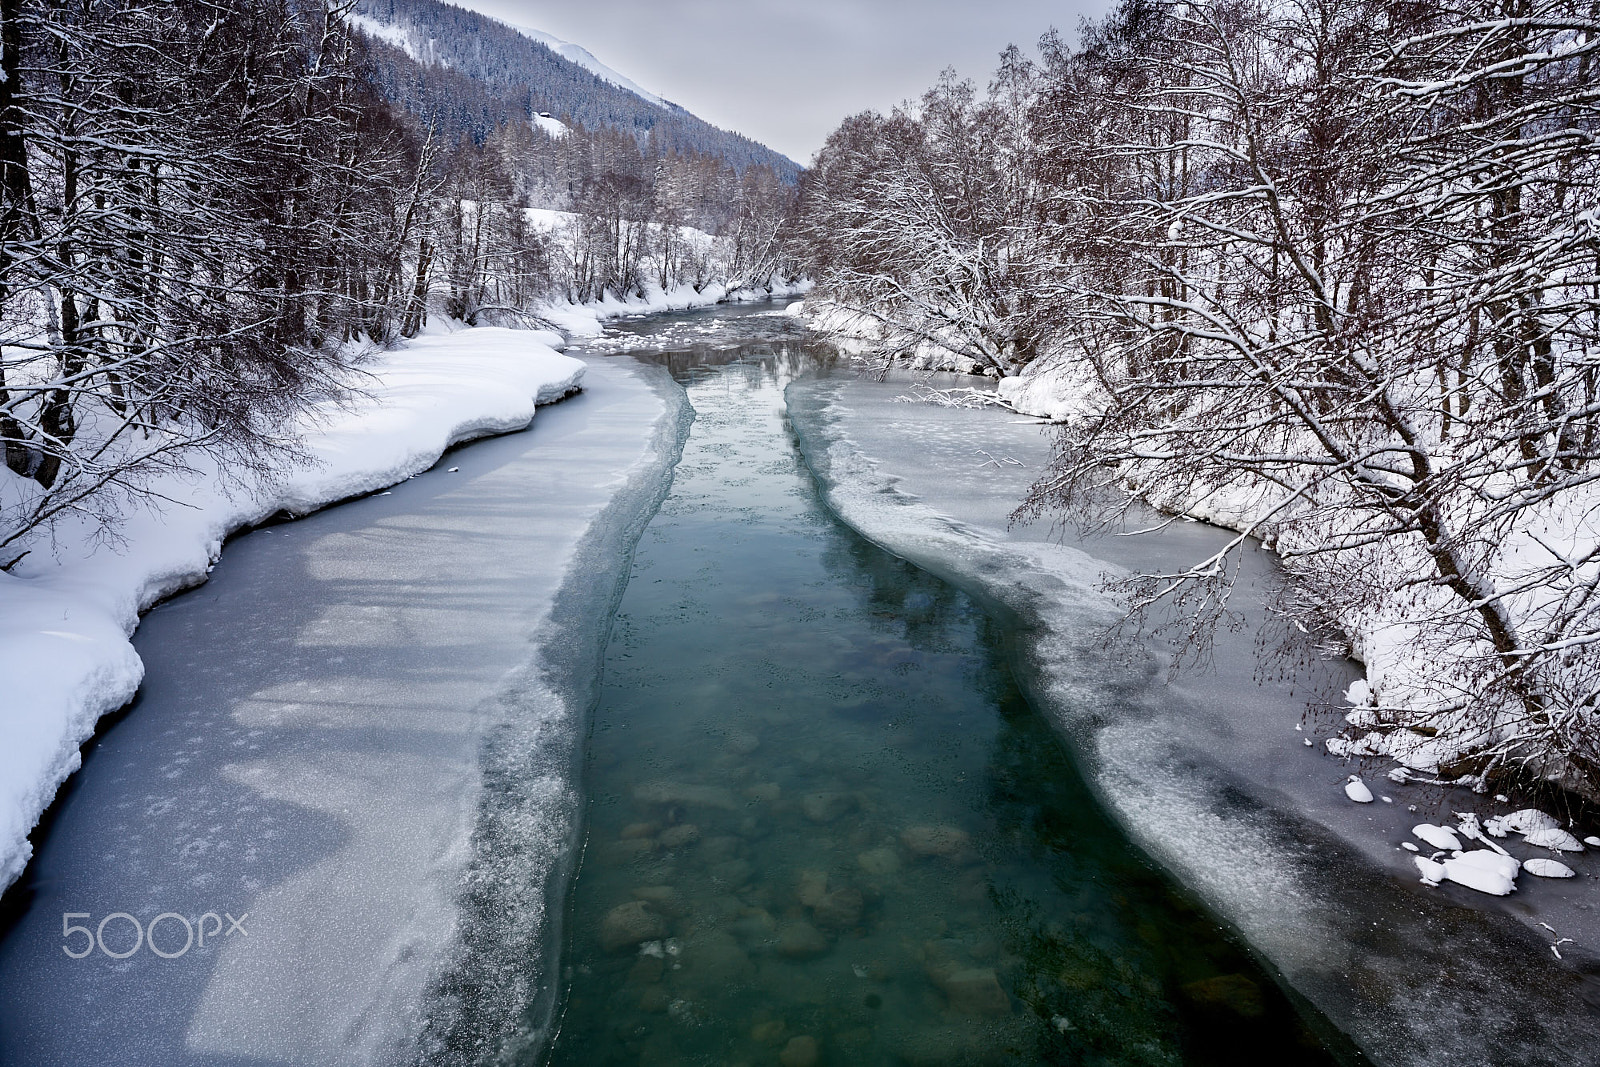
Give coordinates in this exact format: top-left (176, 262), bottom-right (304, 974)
top-left (0, 326), bottom-right (586, 894)
top-left (787, 373), bottom-right (1600, 1067)
top-left (532, 277), bottom-right (810, 340)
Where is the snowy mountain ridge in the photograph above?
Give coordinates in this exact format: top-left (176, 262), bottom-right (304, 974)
top-left (505, 22), bottom-right (673, 111)
top-left (350, 0), bottom-right (800, 180)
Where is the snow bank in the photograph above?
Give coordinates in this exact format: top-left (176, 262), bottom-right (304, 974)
top-left (529, 277), bottom-right (810, 339)
top-left (785, 375), bottom-right (1600, 1066)
top-left (0, 326), bottom-right (585, 892)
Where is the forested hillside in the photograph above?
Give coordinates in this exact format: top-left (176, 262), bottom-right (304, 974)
top-left (351, 0), bottom-right (801, 181)
top-left (0, 0), bottom-right (802, 564)
top-left (797, 0), bottom-right (1600, 800)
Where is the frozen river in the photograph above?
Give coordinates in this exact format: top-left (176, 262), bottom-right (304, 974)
top-left (1, 304), bottom-right (1597, 1066)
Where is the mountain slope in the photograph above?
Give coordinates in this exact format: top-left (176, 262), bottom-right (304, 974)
top-left (351, 0), bottom-right (800, 181)
top-left (506, 23), bottom-right (669, 109)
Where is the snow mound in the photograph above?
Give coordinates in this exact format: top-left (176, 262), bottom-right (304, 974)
top-left (1523, 828), bottom-right (1585, 852)
top-left (1442, 852), bottom-right (1518, 895)
top-left (1524, 858), bottom-right (1577, 878)
top-left (1485, 809), bottom-right (1560, 838)
top-left (533, 113), bottom-right (569, 139)
top-left (1344, 776), bottom-right (1374, 803)
top-left (1413, 823), bottom-right (1463, 851)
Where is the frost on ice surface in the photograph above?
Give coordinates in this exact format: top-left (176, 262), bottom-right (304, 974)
top-left (1413, 824), bottom-right (1463, 851)
top-left (1344, 776), bottom-right (1374, 803)
top-left (1523, 828), bottom-right (1585, 852)
top-left (1524, 858), bottom-right (1577, 879)
top-left (1485, 809), bottom-right (1560, 838)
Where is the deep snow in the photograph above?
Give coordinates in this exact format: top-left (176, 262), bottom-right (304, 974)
top-left (0, 326), bottom-right (583, 895)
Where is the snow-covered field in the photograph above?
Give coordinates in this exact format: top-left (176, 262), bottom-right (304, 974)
top-left (0, 326), bottom-right (584, 893)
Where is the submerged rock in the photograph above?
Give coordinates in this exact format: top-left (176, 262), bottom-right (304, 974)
top-left (941, 968), bottom-right (1010, 1016)
top-left (1181, 973), bottom-right (1265, 1017)
top-left (857, 847), bottom-right (901, 877)
top-left (634, 780), bottom-right (740, 811)
top-left (744, 782), bottom-right (782, 803)
top-left (711, 858), bottom-right (755, 888)
top-left (638, 984), bottom-right (670, 1014)
top-left (658, 823), bottom-right (702, 849)
top-left (601, 901), bottom-right (667, 953)
top-left (726, 730), bottom-right (762, 756)
top-left (777, 920), bottom-right (830, 959)
top-left (631, 885), bottom-right (684, 916)
top-left (901, 825), bottom-right (971, 860)
top-left (812, 887), bottom-right (864, 930)
top-left (779, 1035), bottom-right (819, 1067)
top-left (802, 791), bottom-right (856, 823)
top-left (797, 869), bottom-right (830, 908)
top-left (682, 929), bottom-right (753, 984)
top-left (751, 1019), bottom-right (788, 1044)
top-left (627, 955), bottom-right (664, 986)
top-left (602, 837), bottom-right (658, 862)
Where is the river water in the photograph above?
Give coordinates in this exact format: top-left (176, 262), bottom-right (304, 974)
top-left (541, 309), bottom-right (1354, 1066)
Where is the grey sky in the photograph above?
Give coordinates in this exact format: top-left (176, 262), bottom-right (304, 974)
top-left (452, 1), bottom-right (1115, 165)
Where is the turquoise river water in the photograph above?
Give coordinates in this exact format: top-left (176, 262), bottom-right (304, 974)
top-left (541, 313), bottom-right (1361, 1067)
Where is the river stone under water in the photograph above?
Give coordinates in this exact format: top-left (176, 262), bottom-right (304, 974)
top-left (544, 311), bottom-right (1356, 1067)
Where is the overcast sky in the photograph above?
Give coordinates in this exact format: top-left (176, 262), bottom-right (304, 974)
top-left (452, 1), bottom-right (1115, 165)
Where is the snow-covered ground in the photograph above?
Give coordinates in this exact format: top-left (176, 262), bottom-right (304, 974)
top-left (0, 325), bottom-right (583, 894)
top-left (786, 373), bottom-right (1600, 1067)
top-left (518, 207), bottom-right (810, 339)
top-left (531, 276), bottom-right (810, 339)
top-left (993, 359), bottom-right (1600, 797)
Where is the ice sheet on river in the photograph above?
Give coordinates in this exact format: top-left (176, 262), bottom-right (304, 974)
top-left (786, 376), bottom-right (1600, 1067)
top-left (0, 342), bottom-right (688, 1066)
